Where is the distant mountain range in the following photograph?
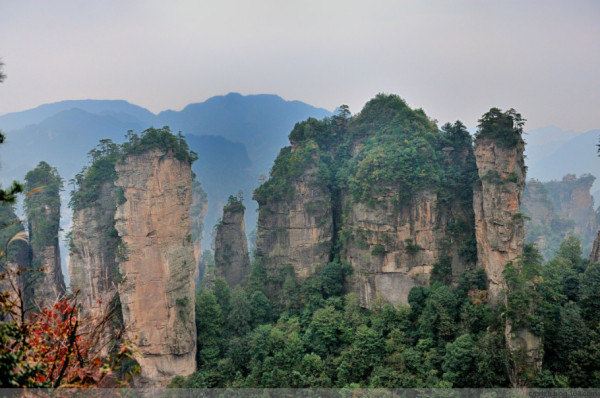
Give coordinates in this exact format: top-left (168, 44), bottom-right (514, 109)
top-left (0, 93), bottom-right (331, 282)
top-left (525, 125), bottom-right (600, 201)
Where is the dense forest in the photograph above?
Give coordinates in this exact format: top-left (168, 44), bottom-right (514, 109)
top-left (172, 237), bottom-right (600, 388)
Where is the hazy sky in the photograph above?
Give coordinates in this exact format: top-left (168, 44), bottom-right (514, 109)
top-left (1, 0), bottom-right (599, 131)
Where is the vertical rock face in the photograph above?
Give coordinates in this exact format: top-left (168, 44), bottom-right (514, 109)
top-left (255, 95), bottom-right (477, 307)
top-left (342, 191), bottom-right (441, 306)
top-left (115, 149), bottom-right (196, 384)
top-left (24, 162), bottom-right (65, 311)
top-left (591, 231), bottom-right (600, 263)
top-left (343, 140), bottom-right (477, 307)
top-left (522, 174), bottom-right (598, 258)
top-left (69, 181), bottom-right (120, 348)
top-left (255, 161), bottom-right (333, 279)
top-left (214, 196), bottom-right (250, 286)
top-left (472, 109), bottom-right (541, 385)
top-left (473, 137), bottom-right (526, 305)
top-left (191, 180), bottom-right (208, 267)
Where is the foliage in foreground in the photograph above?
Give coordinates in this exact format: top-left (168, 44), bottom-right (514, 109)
top-left (0, 290), bottom-right (138, 387)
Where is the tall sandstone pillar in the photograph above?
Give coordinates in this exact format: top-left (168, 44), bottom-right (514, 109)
top-left (69, 181), bottom-right (120, 351)
top-left (24, 162), bottom-right (65, 311)
top-left (214, 196), bottom-right (250, 287)
top-left (115, 148), bottom-right (196, 384)
top-left (473, 109), bottom-right (541, 385)
top-left (591, 231), bottom-right (600, 263)
top-left (473, 136), bottom-right (526, 304)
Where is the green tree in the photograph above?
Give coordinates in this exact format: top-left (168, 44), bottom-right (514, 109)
top-left (475, 107), bottom-right (525, 147)
top-left (442, 334), bottom-right (477, 387)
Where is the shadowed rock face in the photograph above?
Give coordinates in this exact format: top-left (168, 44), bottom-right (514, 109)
top-left (256, 164), bottom-right (333, 279)
top-left (191, 181), bottom-right (208, 268)
top-left (68, 182), bottom-right (120, 352)
top-left (0, 204), bottom-right (30, 321)
top-left (115, 149), bottom-right (196, 384)
top-left (24, 162), bottom-right (66, 311)
top-left (591, 231), bottom-right (600, 263)
top-left (214, 198), bottom-right (250, 286)
top-left (473, 137), bottom-right (526, 306)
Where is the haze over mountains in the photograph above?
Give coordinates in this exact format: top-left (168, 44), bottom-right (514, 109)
top-left (0, 93), bottom-right (331, 253)
top-left (0, 93), bottom-right (597, 282)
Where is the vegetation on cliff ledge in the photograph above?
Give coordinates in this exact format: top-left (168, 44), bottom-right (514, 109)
top-left (121, 126), bottom-right (198, 164)
top-left (71, 127), bottom-right (199, 211)
top-left (254, 94), bottom-right (477, 208)
top-left (24, 162), bottom-right (63, 248)
top-left (70, 139), bottom-right (120, 211)
top-left (475, 107), bottom-right (525, 148)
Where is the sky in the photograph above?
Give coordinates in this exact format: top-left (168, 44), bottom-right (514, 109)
top-left (0, 0), bottom-right (599, 131)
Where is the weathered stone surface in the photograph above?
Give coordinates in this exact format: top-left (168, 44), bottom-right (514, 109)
top-left (68, 182), bottom-right (120, 351)
top-left (27, 205), bottom-right (65, 310)
top-left (343, 191), bottom-right (439, 307)
top-left (214, 198), bottom-right (250, 286)
top-left (256, 165), bottom-right (333, 279)
top-left (23, 162), bottom-right (65, 312)
top-left (191, 180), bottom-right (208, 268)
top-left (473, 133), bottom-right (541, 385)
top-left (115, 149), bottom-right (196, 384)
top-left (473, 137), bottom-right (526, 305)
top-left (591, 230), bottom-right (600, 263)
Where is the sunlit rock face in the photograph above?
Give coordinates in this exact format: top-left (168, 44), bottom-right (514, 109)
top-left (214, 198), bottom-right (250, 287)
top-left (115, 149), bottom-right (196, 384)
top-left (473, 136), bottom-right (526, 306)
top-left (473, 131), bottom-right (541, 385)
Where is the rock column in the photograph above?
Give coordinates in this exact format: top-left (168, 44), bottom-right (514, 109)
top-left (115, 149), bottom-right (196, 384)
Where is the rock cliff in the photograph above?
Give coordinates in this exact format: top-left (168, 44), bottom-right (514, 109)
top-left (114, 146), bottom-right (197, 384)
top-left (23, 162), bottom-right (65, 311)
top-left (472, 108), bottom-right (541, 385)
top-left (191, 180), bottom-right (208, 267)
top-left (214, 196), bottom-right (250, 286)
top-left (473, 133), bottom-right (526, 305)
top-left (522, 174), bottom-right (598, 258)
top-left (68, 181), bottom-right (121, 350)
top-left (255, 159), bottom-right (333, 279)
top-left (591, 231), bottom-right (600, 263)
top-left (255, 95), bottom-right (477, 306)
